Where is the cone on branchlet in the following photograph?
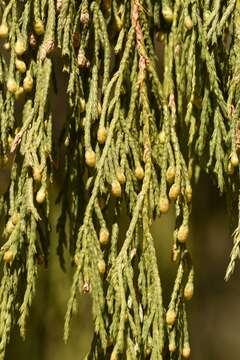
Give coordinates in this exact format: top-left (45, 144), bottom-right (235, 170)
top-left (98, 259), bottom-right (106, 274)
top-left (135, 165), bottom-right (144, 180)
top-left (33, 167), bottom-right (42, 182)
top-left (85, 150), bottom-right (96, 167)
top-left (15, 40), bottom-right (26, 55)
top-left (169, 183), bottom-right (180, 200)
top-left (15, 87), bottom-right (24, 100)
top-left (34, 20), bottom-right (45, 35)
top-left (3, 250), bottom-right (14, 263)
top-left (11, 213), bottom-right (20, 225)
top-left (111, 180), bottom-right (121, 197)
top-left (29, 33), bottom-right (37, 47)
top-left (36, 187), bottom-right (46, 204)
top-left (99, 227), bottom-right (109, 245)
top-left (177, 225), bottom-right (189, 243)
top-left (182, 344), bottom-right (191, 358)
top-left (23, 76), bottom-right (33, 92)
top-left (15, 59), bottom-right (27, 73)
top-left (230, 152), bottom-right (239, 167)
top-left (227, 161), bottom-right (234, 175)
top-left (159, 130), bottom-right (166, 144)
top-left (3, 42), bottom-right (10, 50)
top-left (184, 16), bottom-right (193, 30)
top-left (7, 79), bottom-right (17, 93)
top-left (186, 184), bottom-right (192, 202)
top-left (79, 97), bottom-right (86, 113)
top-left (184, 283), bottom-right (194, 301)
top-left (159, 197), bottom-right (169, 213)
top-left (166, 309), bottom-right (176, 326)
top-left (97, 127), bottom-right (107, 144)
top-left (162, 7), bottom-right (173, 23)
top-left (110, 351), bottom-right (118, 360)
top-left (166, 166), bottom-right (175, 183)
top-left (5, 220), bottom-right (15, 235)
top-left (116, 168), bottom-right (126, 184)
top-left (74, 254), bottom-right (81, 266)
top-left (0, 24), bottom-right (8, 38)
top-left (169, 340), bottom-right (176, 353)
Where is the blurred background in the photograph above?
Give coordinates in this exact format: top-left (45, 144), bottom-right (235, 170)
top-left (5, 172), bottom-right (240, 360)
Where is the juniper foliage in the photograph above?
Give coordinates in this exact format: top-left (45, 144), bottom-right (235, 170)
top-left (0, 0), bottom-right (239, 359)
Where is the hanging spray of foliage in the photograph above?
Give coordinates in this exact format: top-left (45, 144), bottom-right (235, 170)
top-left (0, 0), bottom-right (239, 358)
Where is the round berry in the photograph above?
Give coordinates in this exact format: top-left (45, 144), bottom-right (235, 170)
top-left (3, 250), bottom-right (14, 263)
top-left (85, 150), bottom-right (96, 167)
top-left (169, 183), bottom-right (180, 200)
top-left (97, 127), bottom-right (107, 144)
top-left (184, 283), bottom-right (194, 300)
top-left (98, 259), bottom-right (106, 274)
top-left (116, 168), bottom-right (126, 184)
top-left (166, 309), bottom-right (176, 326)
top-left (15, 40), bottom-right (26, 56)
top-left (135, 165), bottom-right (144, 180)
top-left (159, 197), bottom-right (169, 213)
top-left (177, 225), bottom-right (189, 243)
top-left (99, 228), bottom-right (110, 245)
top-left (23, 76), bottom-right (34, 92)
top-left (34, 20), bottom-right (45, 35)
top-left (0, 24), bottom-right (8, 38)
top-left (111, 180), bottom-right (121, 197)
top-left (36, 187), bottom-right (46, 204)
top-left (7, 79), bottom-right (17, 93)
